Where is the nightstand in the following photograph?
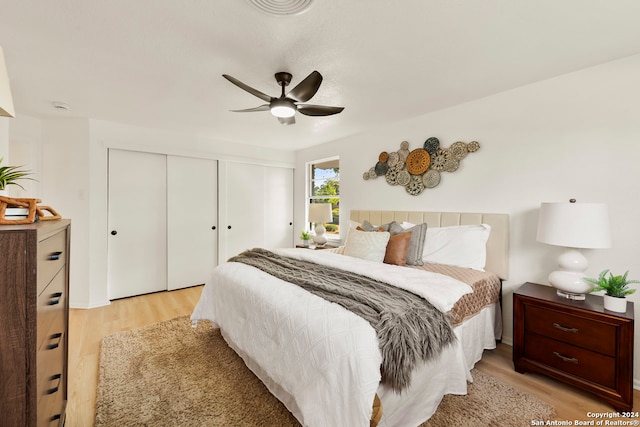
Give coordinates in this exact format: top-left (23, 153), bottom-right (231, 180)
top-left (513, 282), bottom-right (634, 411)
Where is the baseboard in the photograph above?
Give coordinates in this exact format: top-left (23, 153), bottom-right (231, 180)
top-left (70, 299), bottom-right (111, 309)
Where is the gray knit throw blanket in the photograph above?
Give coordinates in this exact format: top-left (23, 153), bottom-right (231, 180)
top-left (228, 248), bottom-right (456, 392)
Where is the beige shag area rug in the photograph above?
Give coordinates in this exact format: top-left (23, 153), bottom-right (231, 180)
top-left (96, 316), bottom-right (556, 427)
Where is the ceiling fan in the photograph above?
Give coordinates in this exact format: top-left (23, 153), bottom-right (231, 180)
top-left (222, 70), bottom-right (344, 125)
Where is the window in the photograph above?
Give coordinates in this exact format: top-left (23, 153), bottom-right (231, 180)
top-left (309, 157), bottom-right (339, 241)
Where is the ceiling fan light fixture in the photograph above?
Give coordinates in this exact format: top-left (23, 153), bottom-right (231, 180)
top-left (270, 99), bottom-right (296, 118)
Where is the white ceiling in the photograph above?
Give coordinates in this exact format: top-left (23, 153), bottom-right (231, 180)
top-left (2, 0), bottom-right (640, 151)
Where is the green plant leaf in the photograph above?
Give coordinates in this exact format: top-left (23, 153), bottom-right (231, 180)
top-left (586, 269), bottom-right (639, 298)
top-left (0, 157), bottom-right (35, 190)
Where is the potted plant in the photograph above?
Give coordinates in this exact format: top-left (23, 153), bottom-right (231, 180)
top-left (585, 269), bottom-right (640, 313)
top-left (0, 157), bottom-right (33, 195)
top-left (300, 230), bottom-right (311, 247)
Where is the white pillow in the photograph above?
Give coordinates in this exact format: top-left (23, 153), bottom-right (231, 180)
top-left (343, 228), bottom-right (390, 263)
top-left (422, 224), bottom-right (491, 271)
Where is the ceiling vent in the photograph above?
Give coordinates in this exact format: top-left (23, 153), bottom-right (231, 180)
top-left (247, 0), bottom-right (314, 16)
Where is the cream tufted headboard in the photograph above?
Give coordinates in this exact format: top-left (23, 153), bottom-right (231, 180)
top-left (349, 210), bottom-right (510, 280)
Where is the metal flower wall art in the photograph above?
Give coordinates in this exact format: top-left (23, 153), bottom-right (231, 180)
top-left (362, 137), bottom-right (480, 196)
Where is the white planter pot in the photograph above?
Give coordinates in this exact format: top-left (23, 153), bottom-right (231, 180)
top-left (603, 295), bottom-right (628, 313)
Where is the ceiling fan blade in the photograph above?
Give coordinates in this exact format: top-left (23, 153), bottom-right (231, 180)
top-left (278, 116), bottom-right (295, 125)
top-left (230, 104), bottom-right (270, 113)
top-left (222, 74), bottom-right (273, 103)
top-left (286, 71), bottom-right (323, 102)
top-left (297, 104), bottom-right (344, 116)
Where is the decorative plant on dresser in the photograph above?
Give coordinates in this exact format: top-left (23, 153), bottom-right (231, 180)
top-left (513, 282), bottom-right (633, 412)
top-left (0, 156), bottom-right (33, 193)
top-left (585, 269), bottom-right (639, 313)
top-left (0, 219), bottom-right (71, 426)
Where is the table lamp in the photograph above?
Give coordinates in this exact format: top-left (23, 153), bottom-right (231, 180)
top-left (308, 203), bottom-right (332, 246)
top-left (0, 46), bottom-right (15, 118)
top-left (536, 199), bottom-right (611, 300)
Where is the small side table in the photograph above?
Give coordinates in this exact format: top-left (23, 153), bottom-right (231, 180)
top-left (513, 282), bottom-right (634, 411)
top-left (295, 244), bottom-right (331, 250)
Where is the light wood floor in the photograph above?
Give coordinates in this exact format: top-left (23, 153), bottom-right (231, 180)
top-left (66, 286), bottom-right (640, 426)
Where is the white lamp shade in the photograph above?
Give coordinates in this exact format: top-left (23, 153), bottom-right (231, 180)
top-left (536, 201), bottom-right (611, 249)
top-left (308, 203), bottom-right (332, 224)
top-left (0, 46), bottom-right (15, 118)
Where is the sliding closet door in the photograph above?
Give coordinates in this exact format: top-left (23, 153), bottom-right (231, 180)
top-left (219, 161), bottom-right (294, 260)
top-left (264, 166), bottom-right (294, 249)
top-left (221, 162), bottom-right (265, 259)
top-left (108, 149), bottom-right (167, 299)
top-left (167, 156), bottom-right (218, 290)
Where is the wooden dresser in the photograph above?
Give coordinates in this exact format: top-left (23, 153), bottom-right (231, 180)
top-left (0, 219), bottom-right (71, 426)
top-left (513, 282), bottom-right (634, 411)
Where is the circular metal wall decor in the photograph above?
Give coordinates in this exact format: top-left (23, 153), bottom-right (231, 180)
top-left (423, 137), bottom-right (440, 154)
top-left (449, 141), bottom-right (468, 160)
top-left (423, 169), bottom-right (441, 188)
top-left (375, 161), bottom-right (389, 176)
top-left (405, 175), bottom-right (425, 195)
top-left (405, 149), bottom-right (431, 175)
top-left (387, 151), bottom-right (400, 168)
top-left (396, 170), bottom-right (411, 186)
top-left (362, 137), bottom-right (481, 196)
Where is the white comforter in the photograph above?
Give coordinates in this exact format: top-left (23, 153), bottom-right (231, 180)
top-left (191, 249), bottom-right (474, 427)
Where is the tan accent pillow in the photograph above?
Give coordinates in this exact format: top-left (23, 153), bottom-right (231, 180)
top-left (383, 231), bottom-right (412, 266)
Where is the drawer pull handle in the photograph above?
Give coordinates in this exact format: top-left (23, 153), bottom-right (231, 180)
top-left (47, 332), bottom-right (63, 350)
top-left (48, 251), bottom-right (63, 261)
top-left (553, 351), bottom-right (578, 364)
top-left (553, 323), bottom-right (578, 333)
top-left (46, 373), bottom-right (62, 394)
top-left (48, 292), bottom-right (63, 305)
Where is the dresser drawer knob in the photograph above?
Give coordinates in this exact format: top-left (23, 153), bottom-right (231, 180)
top-left (553, 351), bottom-right (578, 364)
top-left (553, 322), bottom-right (578, 333)
top-left (47, 332), bottom-right (63, 350)
top-left (48, 292), bottom-right (63, 305)
top-left (48, 251), bottom-right (63, 261)
top-left (46, 373), bottom-right (62, 394)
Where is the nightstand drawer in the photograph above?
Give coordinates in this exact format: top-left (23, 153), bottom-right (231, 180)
top-left (525, 305), bottom-right (616, 356)
top-left (525, 333), bottom-right (616, 388)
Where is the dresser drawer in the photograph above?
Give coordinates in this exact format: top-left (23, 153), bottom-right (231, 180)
top-left (525, 332), bottom-right (616, 388)
top-left (36, 335), bottom-right (65, 422)
top-left (525, 304), bottom-right (616, 356)
top-left (37, 372), bottom-right (64, 426)
top-left (37, 229), bottom-right (67, 296)
top-left (37, 269), bottom-right (66, 350)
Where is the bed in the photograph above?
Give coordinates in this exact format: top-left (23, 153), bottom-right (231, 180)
top-left (191, 210), bottom-right (509, 427)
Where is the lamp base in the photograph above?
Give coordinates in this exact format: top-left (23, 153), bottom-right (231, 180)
top-left (548, 248), bottom-right (592, 300)
top-left (313, 224), bottom-right (328, 246)
top-left (556, 289), bottom-right (586, 300)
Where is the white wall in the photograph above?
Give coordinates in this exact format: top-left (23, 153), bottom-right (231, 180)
top-left (295, 54), bottom-right (640, 382)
